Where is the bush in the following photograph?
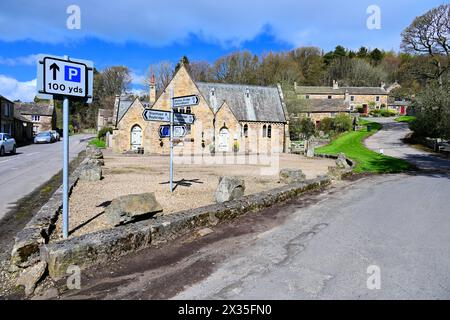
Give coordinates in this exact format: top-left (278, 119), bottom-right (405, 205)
top-left (89, 138), bottom-right (106, 149)
top-left (97, 127), bottom-right (113, 140)
top-left (290, 117), bottom-right (316, 140)
top-left (380, 109), bottom-right (397, 117)
top-left (370, 109), bottom-right (382, 117)
top-left (319, 117), bottom-right (334, 133)
top-left (333, 114), bottom-right (353, 133)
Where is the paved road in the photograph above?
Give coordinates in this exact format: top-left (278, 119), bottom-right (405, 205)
top-left (364, 117), bottom-right (450, 171)
top-left (57, 121), bottom-right (450, 300)
top-left (0, 134), bottom-right (93, 220)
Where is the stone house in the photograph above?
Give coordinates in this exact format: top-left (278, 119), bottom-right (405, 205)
top-left (289, 98), bottom-right (352, 127)
top-left (293, 80), bottom-right (389, 113)
top-left (0, 95), bottom-right (14, 135)
top-left (112, 64), bottom-right (290, 155)
top-left (0, 95), bottom-right (34, 142)
top-left (16, 103), bottom-right (57, 135)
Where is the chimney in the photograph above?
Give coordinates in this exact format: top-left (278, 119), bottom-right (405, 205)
top-left (294, 81), bottom-right (298, 91)
top-left (332, 80), bottom-right (339, 90)
top-left (149, 72), bottom-right (156, 105)
top-left (245, 88), bottom-right (250, 98)
top-left (344, 89), bottom-right (350, 102)
top-left (380, 81), bottom-right (386, 89)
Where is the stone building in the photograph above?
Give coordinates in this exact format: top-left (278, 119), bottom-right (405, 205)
top-left (16, 102), bottom-right (56, 134)
top-left (112, 64), bottom-right (290, 155)
top-left (290, 99), bottom-right (351, 127)
top-left (293, 80), bottom-right (389, 113)
top-left (0, 95), bottom-right (14, 135)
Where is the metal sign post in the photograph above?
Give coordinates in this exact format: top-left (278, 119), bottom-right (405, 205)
top-left (170, 86), bottom-right (174, 193)
top-left (62, 96), bottom-right (69, 238)
top-left (37, 54), bottom-right (93, 239)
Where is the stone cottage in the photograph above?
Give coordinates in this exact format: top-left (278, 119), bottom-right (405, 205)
top-left (112, 64), bottom-right (290, 155)
top-left (16, 102), bottom-right (57, 134)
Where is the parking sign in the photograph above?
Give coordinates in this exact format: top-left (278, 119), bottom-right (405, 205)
top-left (37, 55), bottom-right (93, 103)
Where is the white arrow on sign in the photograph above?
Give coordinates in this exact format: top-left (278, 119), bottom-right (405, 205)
top-left (172, 95), bottom-right (199, 108)
top-left (36, 54), bottom-right (94, 103)
top-left (142, 109), bottom-right (195, 124)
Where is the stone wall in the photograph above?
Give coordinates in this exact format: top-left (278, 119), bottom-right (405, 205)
top-left (40, 175), bottom-right (332, 280)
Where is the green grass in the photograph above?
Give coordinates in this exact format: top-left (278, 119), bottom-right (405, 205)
top-left (89, 138), bottom-right (106, 149)
top-left (395, 116), bottom-right (416, 123)
top-left (315, 120), bottom-right (412, 173)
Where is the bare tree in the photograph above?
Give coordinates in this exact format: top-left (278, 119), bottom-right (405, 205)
top-left (144, 61), bottom-right (174, 93)
top-left (401, 4), bottom-right (449, 85)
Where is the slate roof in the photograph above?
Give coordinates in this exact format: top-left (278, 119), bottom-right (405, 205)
top-left (295, 86), bottom-right (388, 96)
top-left (196, 82), bottom-right (287, 123)
top-left (291, 98), bottom-right (350, 113)
top-left (16, 103), bottom-right (54, 116)
top-left (0, 95), bottom-right (14, 104)
top-left (115, 98), bottom-right (135, 124)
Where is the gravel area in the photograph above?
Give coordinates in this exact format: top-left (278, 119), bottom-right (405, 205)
top-left (54, 152), bottom-right (334, 239)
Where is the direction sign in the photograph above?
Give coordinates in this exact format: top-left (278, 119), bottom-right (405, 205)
top-left (37, 54), bottom-right (94, 103)
top-left (172, 95), bottom-right (199, 108)
top-left (142, 109), bottom-right (171, 122)
top-left (142, 109), bottom-right (195, 124)
top-left (159, 125), bottom-right (187, 138)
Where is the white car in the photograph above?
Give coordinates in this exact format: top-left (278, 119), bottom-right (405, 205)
top-left (0, 133), bottom-right (16, 156)
top-left (50, 130), bottom-right (60, 141)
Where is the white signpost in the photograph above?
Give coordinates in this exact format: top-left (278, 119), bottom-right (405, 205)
top-left (142, 109), bottom-right (195, 124)
top-left (37, 54), bottom-right (94, 239)
top-left (172, 95), bottom-right (199, 108)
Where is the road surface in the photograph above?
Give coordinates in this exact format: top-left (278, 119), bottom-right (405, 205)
top-left (364, 117), bottom-right (450, 171)
top-left (0, 134), bottom-right (93, 220)
top-left (56, 121), bottom-right (450, 300)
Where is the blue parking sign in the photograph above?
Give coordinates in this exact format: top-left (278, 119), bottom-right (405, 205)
top-left (65, 65), bottom-right (81, 82)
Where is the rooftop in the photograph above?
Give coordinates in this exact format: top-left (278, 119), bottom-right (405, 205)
top-left (196, 82), bottom-right (287, 123)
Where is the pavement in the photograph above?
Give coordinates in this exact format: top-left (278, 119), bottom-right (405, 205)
top-left (50, 121), bottom-right (450, 299)
top-left (364, 117), bottom-right (450, 171)
top-left (0, 134), bottom-right (93, 220)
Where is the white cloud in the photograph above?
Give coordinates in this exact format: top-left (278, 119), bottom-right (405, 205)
top-left (0, 54), bottom-right (39, 66)
top-left (0, 0), bottom-right (372, 48)
top-left (0, 75), bottom-right (36, 102)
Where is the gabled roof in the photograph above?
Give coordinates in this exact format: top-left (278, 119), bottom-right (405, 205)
top-left (115, 97), bottom-right (136, 124)
top-left (0, 95), bottom-right (14, 104)
top-left (295, 86), bottom-right (388, 96)
top-left (196, 82), bottom-right (287, 123)
top-left (16, 103), bottom-right (54, 116)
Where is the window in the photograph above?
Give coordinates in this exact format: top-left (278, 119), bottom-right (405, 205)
top-left (305, 95), bottom-right (310, 99)
top-left (32, 115), bottom-right (41, 122)
top-left (243, 124), bottom-right (248, 138)
top-left (262, 125), bottom-right (267, 137)
top-left (186, 106), bottom-right (191, 114)
top-left (328, 96), bottom-right (332, 99)
top-left (376, 96), bottom-right (380, 102)
top-left (267, 125), bottom-right (272, 139)
top-left (351, 96), bottom-right (355, 102)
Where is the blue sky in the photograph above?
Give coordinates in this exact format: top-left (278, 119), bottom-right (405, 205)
top-left (0, 0), bottom-right (443, 102)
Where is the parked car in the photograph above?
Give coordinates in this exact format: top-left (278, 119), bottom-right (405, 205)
top-left (438, 140), bottom-right (450, 152)
top-left (0, 133), bottom-right (16, 156)
top-left (34, 131), bottom-right (55, 144)
top-left (50, 130), bottom-right (60, 141)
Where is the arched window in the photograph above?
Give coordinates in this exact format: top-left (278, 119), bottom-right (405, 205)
top-left (243, 124), bottom-right (248, 138)
top-left (262, 125), bottom-right (267, 137)
top-left (267, 125), bottom-right (272, 139)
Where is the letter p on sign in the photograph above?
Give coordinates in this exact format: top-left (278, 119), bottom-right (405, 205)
top-left (65, 66), bottom-right (81, 82)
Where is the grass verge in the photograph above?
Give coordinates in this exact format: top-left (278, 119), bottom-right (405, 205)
top-left (394, 116), bottom-right (416, 123)
top-left (89, 138), bottom-right (106, 149)
top-left (315, 120), bottom-right (412, 173)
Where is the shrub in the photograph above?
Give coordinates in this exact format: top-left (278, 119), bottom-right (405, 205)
top-left (380, 109), bottom-right (397, 117)
top-left (97, 127), bottom-right (113, 140)
top-left (333, 114), bottom-right (353, 133)
top-left (319, 117), bottom-right (334, 133)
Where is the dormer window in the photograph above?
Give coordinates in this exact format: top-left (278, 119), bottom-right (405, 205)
top-left (210, 88), bottom-right (215, 96)
top-left (245, 88), bottom-right (250, 98)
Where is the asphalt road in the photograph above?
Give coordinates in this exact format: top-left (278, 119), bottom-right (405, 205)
top-left (0, 134), bottom-right (93, 220)
top-left (57, 121), bottom-right (450, 300)
top-left (364, 117), bottom-right (450, 171)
